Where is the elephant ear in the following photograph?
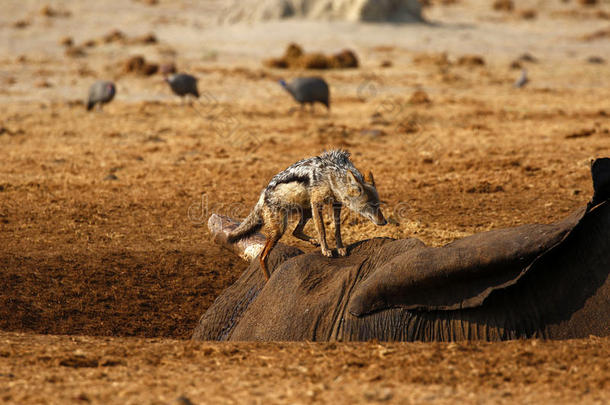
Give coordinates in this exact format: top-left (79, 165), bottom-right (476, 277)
top-left (348, 158), bottom-right (610, 317)
top-left (592, 157), bottom-right (610, 205)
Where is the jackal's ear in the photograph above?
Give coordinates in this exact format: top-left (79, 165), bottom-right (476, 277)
top-left (346, 170), bottom-right (360, 186)
top-left (346, 171), bottom-right (363, 196)
top-left (366, 171), bottom-right (375, 187)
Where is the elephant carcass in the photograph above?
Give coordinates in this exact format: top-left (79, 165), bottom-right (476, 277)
top-left (192, 158), bottom-right (610, 342)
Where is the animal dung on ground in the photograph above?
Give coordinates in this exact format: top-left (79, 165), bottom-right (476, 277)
top-left (122, 55), bottom-right (159, 76)
top-left (65, 46), bottom-right (86, 58)
top-left (456, 55), bottom-right (485, 66)
top-left (12, 20), bottom-right (30, 29)
top-left (565, 128), bottom-right (596, 139)
top-left (518, 9), bottom-right (537, 19)
top-left (581, 27), bottom-right (610, 41)
top-left (493, 0), bottom-right (514, 12)
top-left (299, 53), bottom-right (331, 69)
top-left (409, 90), bottom-right (431, 104)
top-left (587, 56), bottom-right (605, 64)
top-left (332, 50), bottom-right (359, 68)
top-left (99, 30), bottom-right (157, 46)
top-left (35, 79), bottom-right (52, 88)
top-left (518, 53), bottom-right (538, 63)
top-left (131, 33), bottom-right (158, 45)
top-left (102, 29), bottom-right (127, 44)
top-left (412, 52), bottom-right (450, 67)
top-left (509, 60), bottom-right (522, 70)
top-left (40, 4), bottom-right (71, 18)
top-left (264, 43), bottom-right (359, 70)
top-left (59, 36), bottom-right (73, 47)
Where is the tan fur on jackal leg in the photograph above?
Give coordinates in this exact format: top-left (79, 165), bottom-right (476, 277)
top-left (333, 203), bottom-right (347, 256)
top-left (292, 210), bottom-right (319, 246)
top-left (259, 236), bottom-right (278, 280)
top-left (311, 203), bottom-right (332, 257)
top-left (258, 210), bottom-right (287, 281)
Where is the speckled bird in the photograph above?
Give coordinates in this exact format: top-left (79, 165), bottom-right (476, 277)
top-left (279, 77), bottom-right (330, 111)
top-left (86, 80), bottom-right (116, 111)
top-left (165, 73), bottom-right (199, 99)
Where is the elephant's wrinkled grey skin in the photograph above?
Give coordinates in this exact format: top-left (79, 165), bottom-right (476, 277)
top-left (192, 158), bottom-right (610, 342)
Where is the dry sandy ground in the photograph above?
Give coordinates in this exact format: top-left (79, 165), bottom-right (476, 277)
top-left (1, 0), bottom-right (609, 403)
top-left (1, 332), bottom-right (609, 404)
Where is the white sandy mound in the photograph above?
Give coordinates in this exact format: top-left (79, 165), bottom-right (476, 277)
top-left (221, 0), bottom-right (423, 24)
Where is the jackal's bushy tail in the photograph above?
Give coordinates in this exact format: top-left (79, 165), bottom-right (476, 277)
top-left (227, 203), bottom-right (264, 243)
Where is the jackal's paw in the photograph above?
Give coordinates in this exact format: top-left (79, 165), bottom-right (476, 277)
top-left (320, 247), bottom-right (333, 257)
top-left (308, 238), bottom-right (320, 247)
top-left (337, 247), bottom-right (348, 257)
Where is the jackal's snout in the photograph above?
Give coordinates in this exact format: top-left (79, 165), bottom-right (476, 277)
top-left (373, 209), bottom-right (387, 226)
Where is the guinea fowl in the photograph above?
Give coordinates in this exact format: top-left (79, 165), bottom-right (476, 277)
top-left (279, 77), bottom-right (330, 112)
top-left (86, 80), bottom-right (116, 111)
top-left (165, 73), bottom-right (199, 100)
top-left (514, 69), bottom-right (529, 89)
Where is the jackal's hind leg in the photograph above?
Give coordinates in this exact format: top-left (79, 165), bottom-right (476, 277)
top-left (258, 211), bottom-right (287, 281)
top-left (333, 203), bottom-right (347, 257)
top-left (311, 203), bottom-right (332, 257)
top-left (259, 234), bottom-right (279, 281)
top-left (292, 209), bottom-right (318, 246)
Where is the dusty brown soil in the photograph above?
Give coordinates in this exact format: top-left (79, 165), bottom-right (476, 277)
top-left (1, 332), bottom-right (608, 404)
top-left (1, 0), bottom-right (609, 403)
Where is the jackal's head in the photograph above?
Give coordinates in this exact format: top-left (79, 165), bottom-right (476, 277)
top-left (341, 171), bottom-right (387, 226)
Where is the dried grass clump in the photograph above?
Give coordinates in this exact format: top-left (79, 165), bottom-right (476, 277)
top-left (263, 43), bottom-right (359, 70)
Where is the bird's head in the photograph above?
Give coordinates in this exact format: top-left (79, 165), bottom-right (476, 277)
top-left (278, 79), bottom-right (287, 88)
top-left (106, 82), bottom-right (115, 95)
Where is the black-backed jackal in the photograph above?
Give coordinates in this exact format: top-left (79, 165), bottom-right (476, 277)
top-left (227, 150), bottom-right (387, 281)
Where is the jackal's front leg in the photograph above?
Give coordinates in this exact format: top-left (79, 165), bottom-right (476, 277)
top-left (333, 203), bottom-right (347, 256)
top-left (311, 202), bottom-right (332, 257)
